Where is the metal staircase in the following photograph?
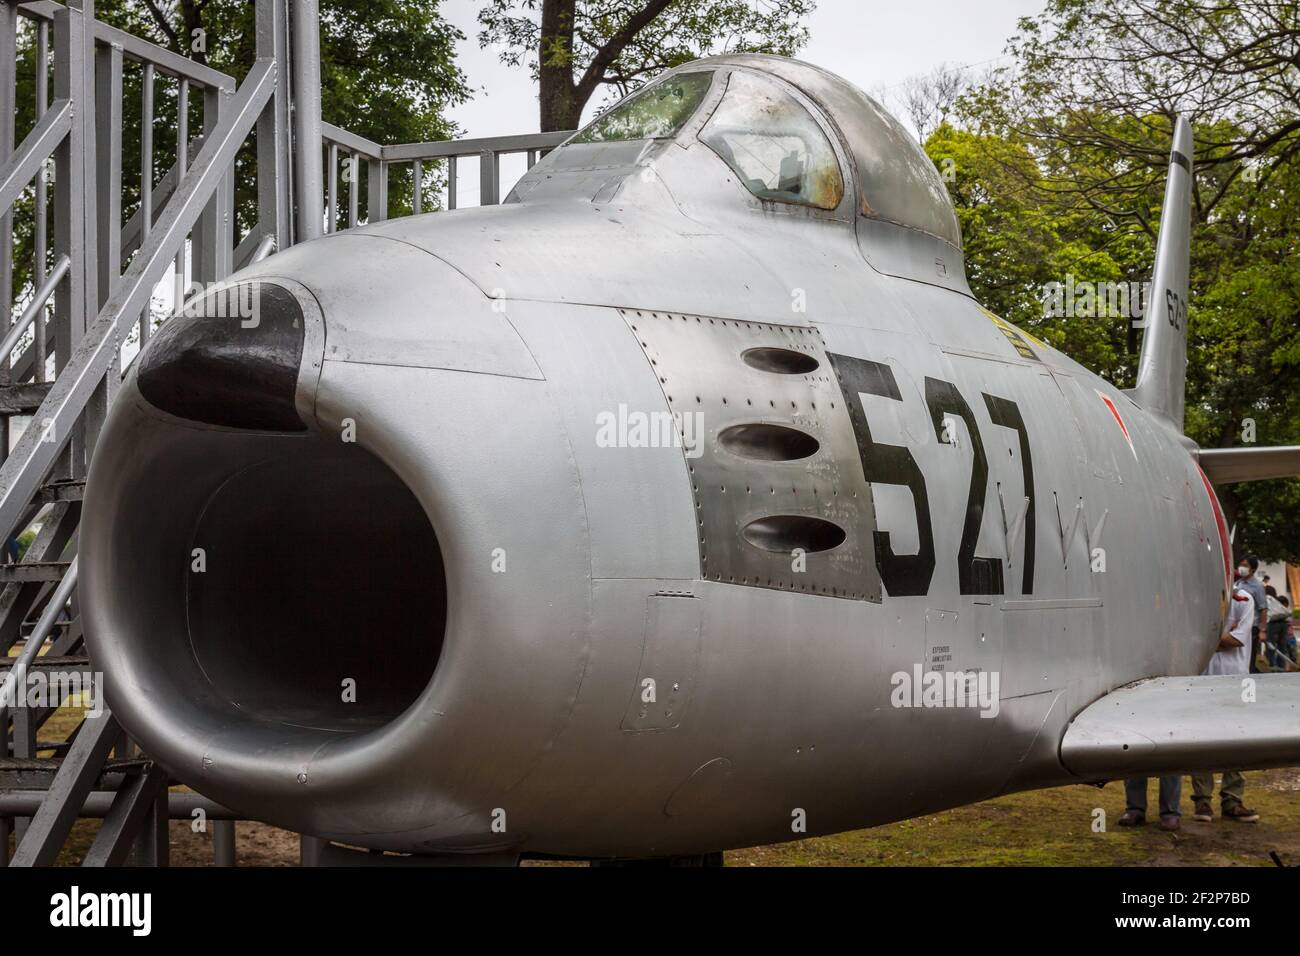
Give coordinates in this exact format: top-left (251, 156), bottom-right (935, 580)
top-left (1, 0), bottom-right (568, 866)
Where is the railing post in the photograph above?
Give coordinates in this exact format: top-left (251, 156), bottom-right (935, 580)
top-left (1, 0), bottom-right (16, 468)
top-left (94, 42), bottom-right (122, 310)
top-left (367, 156), bottom-right (387, 221)
top-left (325, 142), bottom-right (337, 232)
top-left (347, 152), bottom-right (358, 227)
top-left (194, 83), bottom-right (234, 284)
top-left (51, 4), bottom-right (86, 376)
top-left (290, 0), bottom-right (323, 242)
top-left (256, 0), bottom-right (291, 251)
top-left (1, 0), bottom-right (16, 343)
top-left (479, 148), bottom-right (498, 205)
top-left (86, 39), bottom-right (121, 460)
top-left (51, 1), bottom-right (96, 480)
top-left (137, 60), bottom-right (153, 344)
top-left (73, 0), bottom-right (98, 341)
top-left (34, 20), bottom-right (50, 382)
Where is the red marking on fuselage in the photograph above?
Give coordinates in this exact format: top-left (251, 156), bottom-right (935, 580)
top-left (1196, 462), bottom-right (1233, 590)
top-left (1095, 389), bottom-right (1137, 459)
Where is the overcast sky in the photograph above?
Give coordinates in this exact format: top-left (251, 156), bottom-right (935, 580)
top-left (443, 0), bottom-right (1048, 139)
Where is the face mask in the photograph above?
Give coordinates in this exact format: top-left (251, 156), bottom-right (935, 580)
top-left (1238, 566), bottom-right (1251, 578)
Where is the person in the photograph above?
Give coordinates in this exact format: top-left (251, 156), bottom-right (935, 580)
top-left (1265, 586), bottom-right (1290, 669)
top-left (1235, 557), bottom-right (1268, 673)
top-left (1286, 596), bottom-right (1297, 669)
top-left (1191, 583), bottom-right (1261, 823)
top-left (1119, 776), bottom-right (1182, 831)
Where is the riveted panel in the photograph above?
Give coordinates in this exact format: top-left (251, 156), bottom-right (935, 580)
top-left (622, 595), bottom-right (703, 732)
top-left (622, 309), bottom-right (881, 601)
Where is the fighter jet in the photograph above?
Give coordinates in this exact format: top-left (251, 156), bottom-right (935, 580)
top-left (80, 54), bottom-right (1300, 863)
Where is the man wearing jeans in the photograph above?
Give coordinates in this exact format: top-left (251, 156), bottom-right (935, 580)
top-left (1119, 776), bottom-right (1182, 831)
top-left (1191, 584), bottom-right (1261, 823)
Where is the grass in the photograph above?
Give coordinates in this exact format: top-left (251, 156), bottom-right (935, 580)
top-left (727, 770), bottom-right (1300, 866)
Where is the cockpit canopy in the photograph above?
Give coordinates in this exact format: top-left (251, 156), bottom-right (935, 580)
top-left (558, 54), bottom-right (961, 249)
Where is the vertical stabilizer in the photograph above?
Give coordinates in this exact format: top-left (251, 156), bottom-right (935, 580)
top-left (1133, 115), bottom-right (1193, 431)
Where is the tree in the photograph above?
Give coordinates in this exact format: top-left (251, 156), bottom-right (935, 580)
top-left (897, 64), bottom-right (969, 141)
top-left (7, 0), bottom-right (470, 313)
top-left (938, 0), bottom-right (1300, 560)
top-left (477, 0), bottom-right (815, 131)
top-left (99, 0), bottom-right (471, 230)
top-left (998, 0), bottom-right (1300, 231)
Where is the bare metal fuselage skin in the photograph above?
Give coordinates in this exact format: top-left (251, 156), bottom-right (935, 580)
top-left (81, 58), bottom-right (1228, 858)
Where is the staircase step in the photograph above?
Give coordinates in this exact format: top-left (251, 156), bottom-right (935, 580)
top-left (0, 755), bottom-right (151, 789)
top-left (0, 560), bottom-right (72, 583)
top-left (0, 381), bottom-right (53, 416)
top-left (35, 479), bottom-right (86, 503)
top-left (0, 654), bottom-right (91, 672)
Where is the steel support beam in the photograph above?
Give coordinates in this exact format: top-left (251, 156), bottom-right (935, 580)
top-left (10, 708), bottom-right (119, 866)
top-left (212, 819), bottom-right (236, 866)
top-left (0, 790), bottom-right (235, 819)
top-left (82, 763), bottom-right (166, 866)
top-left (290, 0), bottom-right (323, 241)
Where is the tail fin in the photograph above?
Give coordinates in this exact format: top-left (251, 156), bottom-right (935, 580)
top-left (1132, 114), bottom-right (1193, 431)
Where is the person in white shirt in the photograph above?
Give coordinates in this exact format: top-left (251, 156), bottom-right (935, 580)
top-left (1190, 584), bottom-right (1260, 822)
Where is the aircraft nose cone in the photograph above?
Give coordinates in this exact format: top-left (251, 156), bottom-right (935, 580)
top-left (136, 280), bottom-right (318, 432)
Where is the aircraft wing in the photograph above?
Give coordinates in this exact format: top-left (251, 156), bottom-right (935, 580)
top-left (1059, 674), bottom-right (1300, 779)
top-left (1196, 445), bottom-right (1300, 484)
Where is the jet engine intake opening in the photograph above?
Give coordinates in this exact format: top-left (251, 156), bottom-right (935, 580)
top-left (85, 407), bottom-right (447, 743)
top-left (185, 437), bottom-right (446, 731)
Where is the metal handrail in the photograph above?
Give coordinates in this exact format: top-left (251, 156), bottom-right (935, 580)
top-left (18, 2), bottom-right (236, 93)
top-left (0, 254), bottom-right (69, 362)
top-left (317, 126), bottom-right (573, 224)
top-left (320, 122), bottom-right (381, 160)
top-left (0, 99), bottom-right (72, 216)
top-left (0, 58), bottom-right (278, 544)
top-left (0, 556), bottom-right (78, 731)
top-left (250, 234), bottom-right (277, 264)
top-left (382, 131), bottom-right (568, 163)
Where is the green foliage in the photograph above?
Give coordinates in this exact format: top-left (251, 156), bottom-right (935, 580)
top-left (932, 0), bottom-right (1300, 561)
top-left (15, 530), bottom-right (36, 563)
top-left (6, 0), bottom-right (469, 307)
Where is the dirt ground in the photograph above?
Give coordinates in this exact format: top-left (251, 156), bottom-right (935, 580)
top-left (14, 767), bottom-right (1296, 867)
